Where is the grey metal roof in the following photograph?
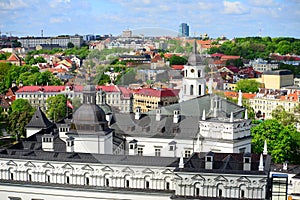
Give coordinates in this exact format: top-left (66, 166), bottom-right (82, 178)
top-left (0, 148), bottom-right (179, 168)
top-left (111, 95), bottom-right (245, 140)
top-left (175, 152), bottom-right (271, 175)
top-left (26, 107), bottom-right (53, 129)
top-left (187, 40), bottom-right (206, 66)
top-left (148, 94), bottom-right (245, 117)
top-left (263, 70), bottom-right (293, 75)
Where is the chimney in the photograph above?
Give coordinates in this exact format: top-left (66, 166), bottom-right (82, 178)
top-left (156, 108), bottom-right (161, 121)
top-left (202, 109), bottom-right (206, 120)
top-left (243, 152), bottom-right (251, 171)
top-left (205, 152), bottom-right (214, 170)
top-left (19, 80), bottom-right (23, 87)
top-left (173, 110), bottom-right (180, 123)
top-left (258, 154), bottom-right (264, 171)
top-left (66, 136), bottom-right (74, 152)
top-left (244, 109), bottom-right (248, 120)
top-left (135, 107), bottom-right (141, 120)
top-left (12, 81), bottom-right (16, 88)
top-left (42, 133), bottom-right (54, 151)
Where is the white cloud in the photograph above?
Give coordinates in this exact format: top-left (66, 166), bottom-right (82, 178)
top-left (223, 1), bottom-right (248, 14)
top-left (0, 0), bottom-right (27, 10)
top-left (50, 17), bottom-right (63, 23)
top-left (249, 0), bottom-right (274, 6)
top-left (49, 0), bottom-right (71, 8)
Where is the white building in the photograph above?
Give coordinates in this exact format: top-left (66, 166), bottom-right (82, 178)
top-left (0, 78), bottom-right (295, 200)
top-left (180, 40), bottom-right (207, 102)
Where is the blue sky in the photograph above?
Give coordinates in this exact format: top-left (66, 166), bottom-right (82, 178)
top-left (0, 0), bottom-right (299, 39)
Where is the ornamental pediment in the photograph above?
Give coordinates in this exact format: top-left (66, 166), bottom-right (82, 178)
top-left (122, 167), bottom-right (134, 173)
top-left (101, 166), bottom-right (114, 172)
top-left (6, 160), bottom-right (17, 166)
top-left (43, 162), bottom-right (54, 169)
top-left (191, 174), bottom-right (205, 181)
top-left (82, 164), bottom-right (94, 171)
top-left (237, 176), bottom-right (251, 183)
top-left (142, 168), bottom-right (154, 174)
top-left (25, 161), bottom-right (36, 168)
top-left (62, 163), bottom-right (74, 170)
top-left (214, 175), bottom-right (228, 182)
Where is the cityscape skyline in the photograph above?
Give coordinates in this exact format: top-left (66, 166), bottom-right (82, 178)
top-left (0, 0), bottom-right (299, 39)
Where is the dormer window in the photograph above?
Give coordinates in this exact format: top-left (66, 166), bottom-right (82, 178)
top-left (206, 156), bottom-right (212, 162)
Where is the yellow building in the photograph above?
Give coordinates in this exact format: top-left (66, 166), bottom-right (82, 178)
top-left (249, 89), bottom-right (299, 119)
top-left (133, 88), bottom-right (179, 113)
top-left (262, 70), bottom-right (293, 89)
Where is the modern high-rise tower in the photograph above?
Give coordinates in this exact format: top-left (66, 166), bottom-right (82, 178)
top-left (178, 23), bottom-right (189, 37)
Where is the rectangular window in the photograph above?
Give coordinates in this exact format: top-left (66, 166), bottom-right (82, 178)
top-left (169, 145), bottom-right (175, 151)
top-left (184, 150), bottom-right (191, 158)
top-left (155, 148), bottom-right (161, 157)
top-left (137, 147), bottom-right (143, 156)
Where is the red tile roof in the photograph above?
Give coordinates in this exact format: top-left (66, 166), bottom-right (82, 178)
top-left (119, 86), bottom-right (131, 98)
top-left (98, 85), bottom-right (119, 93)
top-left (7, 53), bottom-right (21, 62)
top-left (211, 53), bottom-right (224, 57)
top-left (172, 65), bottom-right (184, 70)
top-left (135, 88), bottom-right (179, 98)
top-left (221, 55), bottom-right (240, 60)
top-left (16, 86), bottom-right (66, 93)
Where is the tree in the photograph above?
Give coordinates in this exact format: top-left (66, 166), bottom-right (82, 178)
top-left (271, 105), bottom-right (296, 126)
top-left (235, 79), bottom-right (260, 93)
top-left (46, 94), bottom-right (68, 122)
top-left (7, 99), bottom-right (35, 140)
top-left (67, 42), bottom-right (75, 49)
top-left (169, 55), bottom-right (187, 65)
top-left (251, 119), bottom-right (300, 164)
top-left (11, 99), bottom-right (33, 113)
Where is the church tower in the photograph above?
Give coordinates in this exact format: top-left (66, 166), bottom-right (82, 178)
top-left (68, 76), bottom-right (115, 154)
top-left (180, 40), bottom-right (207, 102)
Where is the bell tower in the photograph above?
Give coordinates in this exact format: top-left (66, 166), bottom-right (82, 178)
top-left (181, 40), bottom-right (207, 102)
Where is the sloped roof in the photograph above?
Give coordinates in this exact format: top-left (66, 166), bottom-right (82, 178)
top-left (16, 86), bottom-right (65, 93)
top-left (26, 107), bottom-right (53, 129)
top-left (148, 94), bottom-right (244, 117)
top-left (134, 88), bottom-right (179, 98)
top-left (111, 95), bottom-right (245, 140)
top-left (175, 152), bottom-right (271, 175)
top-left (7, 53), bottom-right (21, 62)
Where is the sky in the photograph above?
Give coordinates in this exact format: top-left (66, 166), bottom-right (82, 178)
top-left (0, 0), bottom-right (299, 39)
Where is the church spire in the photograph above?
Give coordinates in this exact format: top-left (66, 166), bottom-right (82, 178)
top-left (179, 152), bottom-right (184, 169)
top-left (263, 140), bottom-right (268, 155)
top-left (258, 154), bottom-right (264, 171)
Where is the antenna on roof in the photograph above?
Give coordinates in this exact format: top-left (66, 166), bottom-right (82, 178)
top-left (41, 29), bottom-right (43, 37)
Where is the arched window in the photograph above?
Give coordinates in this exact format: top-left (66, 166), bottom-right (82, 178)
top-left (190, 85), bottom-right (194, 95)
top-left (199, 85), bottom-right (202, 96)
top-left (198, 70), bottom-right (201, 77)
